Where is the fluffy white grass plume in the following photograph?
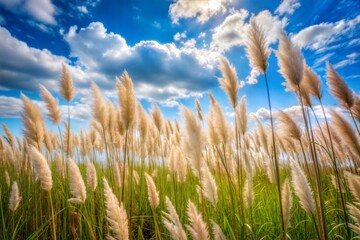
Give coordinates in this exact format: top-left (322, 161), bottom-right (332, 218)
top-left (5, 170), bottom-right (10, 187)
top-left (211, 220), bottom-right (226, 240)
top-left (86, 161), bottom-right (97, 191)
top-left (21, 94), bottom-right (45, 149)
top-left (326, 62), bottom-right (354, 109)
top-left (181, 106), bottom-right (203, 177)
top-left (103, 178), bottom-right (129, 240)
top-left (236, 96), bottom-right (248, 135)
top-left (60, 64), bottom-right (74, 102)
top-left (152, 102), bottom-right (164, 133)
top-left (116, 71), bottom-right (137, 130)
top-left (91, 81), bottom-right (108, 129)
top-left (2, 124), bottom-right (15, 150)
top-left (29, 145), bottom-right (53, 191)
top-left (218, 57), bottom-right (239, 108)
top-left (244, 173), bottom-right (254, 208)
top-left (352, 95), bottom-right (360, 123)
top-left (246, 18), bottom-right (270, 74)
top-left (276, 110), bottom-right (301, 141)
top-left (346, 171), bottom-right (360, 202)
top-left (186, 200), bottom-right (209, 240)
top-left (137, 103), bottom-right (149, 140)
top-left (40, 85), bottom-right (62, 125)
top-left (302, 65), bottom-right (322, 100)
top-left (208, 93), bottom-right (231, 145)
top-left (68, 158), bottom-right (86, 204)
top-left (55, 152), bottom-right (64, 179)
top-left (330, 109), bottom-right (360, 159)
top-left (347, 203), bottom-right (360, 235)
top-left (195, 98), bottom-right (203, 121)
top-left (201, 166), bottom-right (218, 208)
top-left (282, 178), bottom-right (293, 229)
top-left (114, 161), bottom-right (122, 187)
top-left (276, 32), bottom-right (304, 93)
top-left (144, 172), bottom-right (159, 209)
top-left (9, 181), bottom-right (21, 211)
top-left (162, 196), bottom-right (187, 240)
top-left (290, 161), bottom-right (314, 214)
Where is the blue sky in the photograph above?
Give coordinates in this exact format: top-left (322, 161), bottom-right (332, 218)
top-left (0, 0), bottom-right (359, 137)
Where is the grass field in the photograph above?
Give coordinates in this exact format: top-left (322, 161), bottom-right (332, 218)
top-left (1, 21), bottom-right (360, 240)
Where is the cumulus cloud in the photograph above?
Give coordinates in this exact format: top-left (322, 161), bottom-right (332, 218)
top-left (275, 0), bottom-right (301, 16)
top-left (0, 95), bottom-right (91, 121)
top-left (246, 68), bottom-right (260, 85)
top-left (169, 0), bottom-right (233, 24)
top-left (250, 105), bottom-right (347, 122)
top-left (0, 0), bottom-right (56, 25)
top-left (211, 10), bottom-right (286, 51)
top-left (64, 22), bottom-right (221, 105)
top-left (0, 26), bottom-right (68, 92)
top-left (77, 6), bottom-right (88, 14)
top-left (292, 16), bottom-right (360, 51)
top-left (250, 107), bottom-right (270, 121)
top-left (211, 9), bottom-right (249, 51)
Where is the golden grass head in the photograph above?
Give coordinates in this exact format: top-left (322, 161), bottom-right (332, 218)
top-left (246, 18), bottom-right (270, 74)
top-left (218, 57), bottom-right (239, 108)
top-left (326, 62), bottom-right (354, 109)
top-left (60, 64), bottom-right (74, 102)
top-left (276, 32), bottom-right (304, 93)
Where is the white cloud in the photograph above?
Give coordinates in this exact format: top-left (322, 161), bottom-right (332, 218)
top-left (292, 16), bottom-right (360, 51)
top-left (64, 22), bottom-right (221, 105)
top-left (174, 31), bottom-right (187, 41)
top-left (250, 107), bottom-right (270, 121)
top-left (169, 0), bottom-right (232, 24)
top-left (250, 105), bottom-right (347, 122)
top-left (275, 0), bottom-right (301, 16)
top-left (198, 32), bottom-right (206, 38)
top-left (0, 26), bottom-right (67, 91)
top-left (246, 68), bottom-right (260, 85)
top-left (333, 52), bottom-right (358, 69)
top-left (0, 95), bottom-right (91, 121)
top-left (24, 0), bottom-right (56, 24)
top-left (211, 9), bottom-right (249, 51)
top-left (211, 10), bottom-right (286, 51)
top-left (0, 0), bottom-right (56, 25)
top-left (77, 6), bottom-right (88, 14)
top-left (313, 53), bottom-right (334, 68)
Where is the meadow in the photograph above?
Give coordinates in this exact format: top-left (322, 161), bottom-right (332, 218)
top-left (1, 20), bottom-right (360, 240)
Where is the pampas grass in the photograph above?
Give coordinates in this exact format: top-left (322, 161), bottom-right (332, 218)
top-left (186, 200), bottom-right (209, 240)
top-left (200, 166), bottom-right (218, 208)
top-left (103, 177), bottom-right (129, 240)
top-left (326, 62), bottom-right (354, 109)
top-left (145, 172), bottom-right (159, 209)
top-left (246, 18), bottom-right (270, 74)
top-left (211, 220), bottom-right (226, 240)
top-left (276, 32), bottom-right (304, 93)
top-left (281, 178), bottom-right (293, 230)
top-left (29, 145), bottom-right (53, 191)
top-left (40, 85), bottom-right (62, 125)
top-left (9, 181), bottom-right (21, 211)
top-left (86, 161), bottom-right (97, 191)
top-left (346, 172), bottom-right (360, 202)
top-left (60, 64), bottom-right (74, 102)
top-left (68, 158), bottom-right (86, 204)
top-left (291, 161), bottom-right (314, 214)
top-left (162, 196), bottom-right (187, 240)
top-left (218, 57), bottom-right (239, 108)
